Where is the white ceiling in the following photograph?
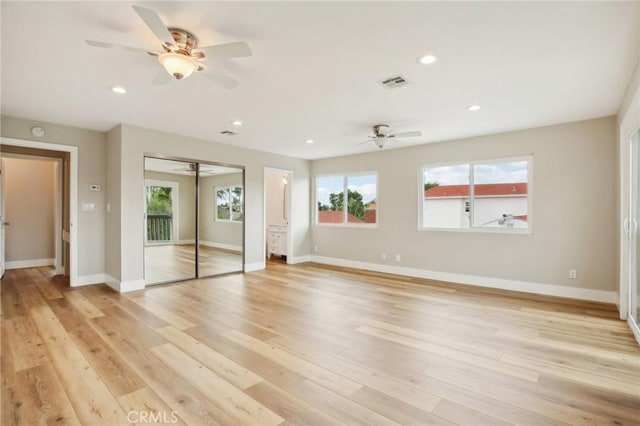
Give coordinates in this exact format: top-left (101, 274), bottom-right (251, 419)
top-left (1, 2), bottom-right (638, 160)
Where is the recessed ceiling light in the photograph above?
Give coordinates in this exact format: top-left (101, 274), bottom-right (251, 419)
top-left (418, 54), bottom-right (437, 65)
top-left (231, 120), bottom-right (243, 126)
top-left (467, 105), bottom-right (481, 111)
top-left (110, 86), bottom-right (127, 94)
top-left (305, 139), bottom-right (315, 144)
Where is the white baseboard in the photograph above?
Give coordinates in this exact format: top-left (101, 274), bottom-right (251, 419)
top-left (289, 255), bottom-right (312, 264)
top-left (628, 317), bottom-right (640, 345)
top-left (200, 240), bottom-right (243, 252)
top-left (309, 256), bottom-right (617, 303)
top-left (245, 262), bottom-right (265, 272)
top-left (104, 274), bottom-right (145, 292)
top-left (6, 258), bottom-right (54, 270)
top-left (177, 239), bottom-right (195, 245)
top-left (73, 273), bottom-right (106, 287)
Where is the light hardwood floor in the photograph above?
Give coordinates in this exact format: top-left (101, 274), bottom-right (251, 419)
top-left (145, 244), bottom-right (243, 284)
top-left (2, 263), bottom-right (639, 425)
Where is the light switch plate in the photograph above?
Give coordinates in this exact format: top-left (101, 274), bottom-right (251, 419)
top-left (89, 184), bottom-right (101, 191)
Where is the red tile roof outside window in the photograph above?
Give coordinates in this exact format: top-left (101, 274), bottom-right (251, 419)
top-left (425, 183), bottom-right (527, 198)
top-left (318, 209), bottom-right (377, 224)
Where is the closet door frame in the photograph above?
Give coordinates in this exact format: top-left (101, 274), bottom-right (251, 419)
top-left (144, 153), bottom-right (245, 283)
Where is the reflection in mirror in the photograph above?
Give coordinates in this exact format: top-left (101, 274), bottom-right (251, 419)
top-left (144, 157), bottom-right (196, 284)
top-left (198, 165), bottom-right (244, 276)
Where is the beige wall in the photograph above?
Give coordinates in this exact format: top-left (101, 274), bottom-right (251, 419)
top-left (1, 115), bottom-right (106, 278)
top-left (311, 117), bottom-right (617, 291)
top-left (110, 124), bottom-right (310, 283)
top-left (199, 172), bottom-right (243, 250)
top-left (144, 170), bottom-right (196, 242)
top-left (265, 169), bottom-right (288, 227)
top-left (3, 157), bottom-right (56, 263)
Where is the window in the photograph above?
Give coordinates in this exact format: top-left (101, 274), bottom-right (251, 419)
top-left (316, 173), bottom-right (377, 225)
top-left (422, 157), bottom-right (530, 231)
top-left (215, 185), bottom-right (243, 222)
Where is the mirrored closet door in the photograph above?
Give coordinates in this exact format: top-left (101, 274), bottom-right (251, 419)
top-left (198, 164), bottom-right (244, 277)
top-left (144, 156), bottom-right (244, 285)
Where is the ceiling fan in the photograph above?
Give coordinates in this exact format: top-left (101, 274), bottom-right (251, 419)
top-left (172, 163), bottom-right (216, 175)
top-left (86, 5), bottom-right (252, 89)
top-left (359, 124), bottom-right (422, 149)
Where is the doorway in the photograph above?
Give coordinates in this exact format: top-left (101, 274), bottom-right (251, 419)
top-left (0, 138), bottom-right (76, 285)
top-left (143, 156), bottom-right (245, 285)
top-left (625, 129), bottom-right (640, 341)
top-left (264, 167), bottom-right (293, 263)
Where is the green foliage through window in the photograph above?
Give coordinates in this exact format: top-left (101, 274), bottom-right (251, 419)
top-left (216, 185), bottom-right (243, 222)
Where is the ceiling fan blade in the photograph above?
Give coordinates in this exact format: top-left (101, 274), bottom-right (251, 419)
top-left (132, 5), bottom-right (175, 45)
top-left (195, 41), bottom-right (253, 59)
top-left (391, 131), bottom-right (422, 138)
top-left (86, 39), bottom-right (148, 54)
top-left (201, 68), bottom-right (239, 89)
top-left (152, 68), bottom-right (172, 85)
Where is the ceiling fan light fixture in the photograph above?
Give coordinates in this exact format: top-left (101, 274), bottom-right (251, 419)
top-left (158, 52), bottom-right (198, 80)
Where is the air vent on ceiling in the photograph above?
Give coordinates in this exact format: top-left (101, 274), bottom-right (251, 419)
top-left (220, 130), bottom-right (237, 135)
top-left (380, 75), bottom-right (408, 89)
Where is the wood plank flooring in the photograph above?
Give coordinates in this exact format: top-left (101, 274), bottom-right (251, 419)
top-left (145, 244), bottom-right (243, 284)
top-left (1, 263), bottom-right (639, 425)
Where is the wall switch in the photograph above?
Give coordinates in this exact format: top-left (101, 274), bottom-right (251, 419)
top-left (569, 269), bottom-right (577, 279)
top-left (381, 253), bottom-right (386, 260)
top-left (81, 203), bottom-right (96, 212)
top-left (395, 254), bottom-right (401, 262)
top-left (89, 184), bottom-right (101, 191)
top-left (106, 203), bottom-right (110, 213)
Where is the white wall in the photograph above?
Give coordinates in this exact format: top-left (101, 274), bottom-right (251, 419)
top-left (1, 115), bottom-right (106, 280)
top-left (311, 117), bottom-right (617, 293)
top-left (3, 157), bottom-right (56, 265)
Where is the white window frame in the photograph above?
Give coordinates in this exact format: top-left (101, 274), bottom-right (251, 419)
top-left (215, 185), bottom-right (244, 223)
top-left (314, 172), bottom-right (378, 228)
top-left (419, 155), bottom-right (533, 234)
top-left (144, 179), bottom-right (179, 244)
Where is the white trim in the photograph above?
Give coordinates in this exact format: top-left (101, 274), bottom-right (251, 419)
top-left (6, 258), bottom-right (54, 269)
top-left (309, 255), bottom-right (616, 303)
top-left (628, 316), bottom-right (640, 345)
top-left (245, 261), bottom-right (265, 272)
top-left (289, 255), bottom-right (312, 264)
top-left (104, 274), bottom-right (145, 292)
top-left (177, 239), bottom-right (196, 245)
top-left (200, 240), bottom-right (242, 252)
top-left (1, 137), bottom-right (78, 286)
top-left (74, 273), bottom-right (106, 287)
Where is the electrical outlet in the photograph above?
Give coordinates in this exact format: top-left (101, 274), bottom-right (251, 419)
top-left (381, 253), bottom-right (386, 260)
top-left (395, 254), bottom-right (401, 262)
top-left (569, 269), bottom-right (577, 279)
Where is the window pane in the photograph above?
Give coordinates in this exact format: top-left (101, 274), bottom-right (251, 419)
top-left (216, 188), bottom-right (230, 220)
top-left (472, 161), bottom-right (528, 228)
top-left (317, 176), bottom-right (344, 224)
top-left (423, 164), bottom-right (470, 228)
top-left (347, 174), bottom-right (377, 224)
top-left (231, 186), bottom-right (244, 222)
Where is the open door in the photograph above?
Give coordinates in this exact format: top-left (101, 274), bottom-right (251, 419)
top-left (62, 152), bottom-right (71, 284)
top-left (0, 158), bottom-right (5, 278)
